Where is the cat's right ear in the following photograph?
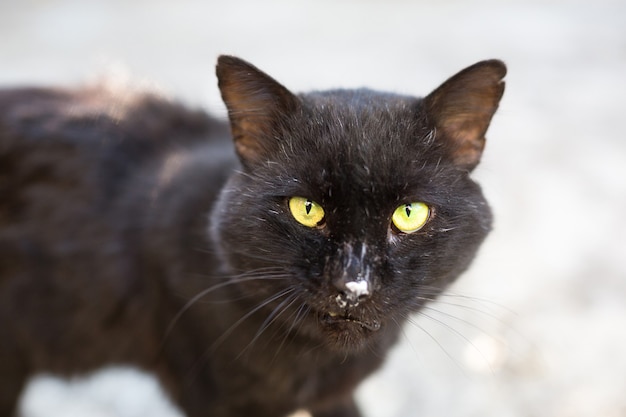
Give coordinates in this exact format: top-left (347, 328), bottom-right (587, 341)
top-left (216, 55), bottom-right (300, 168)
top-left (423, 60), bottom-right (506, 171)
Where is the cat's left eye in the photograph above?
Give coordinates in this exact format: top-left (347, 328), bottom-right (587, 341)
top-left (391, 202), bottom-right (430, 234)
top-left (288, 197), bottom-right (325, 228)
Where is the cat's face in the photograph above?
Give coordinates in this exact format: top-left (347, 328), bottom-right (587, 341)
top-left (211, 56), bottom-right (505, 352)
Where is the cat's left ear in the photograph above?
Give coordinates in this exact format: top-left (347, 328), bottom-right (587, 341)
top-left (216, 55), bottom-right (300, 168)
top-left (424, 60), bottom-right (506, 171)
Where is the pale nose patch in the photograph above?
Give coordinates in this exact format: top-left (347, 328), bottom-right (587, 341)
top-left (335, 279), bottom-right (370, 308)
top-left (345, 280), bottom-right (370, 298)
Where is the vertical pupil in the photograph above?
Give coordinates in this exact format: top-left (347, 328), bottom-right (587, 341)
top-left (405, 204), bottom-right (412, 217)
top-left (305, 200), bottom-right (313, 215)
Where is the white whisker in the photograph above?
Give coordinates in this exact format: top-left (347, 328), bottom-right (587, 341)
top-left (237, 291), bottom-right (300, 359)
top-left (160, 268), bottom-right (291, 352)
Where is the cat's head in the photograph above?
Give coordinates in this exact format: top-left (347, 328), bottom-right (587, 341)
top-left (211, 56), bottom-right (505, 352)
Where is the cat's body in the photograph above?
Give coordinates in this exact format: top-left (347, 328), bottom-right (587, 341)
top-left (0, 57), bottom-right (505, 417)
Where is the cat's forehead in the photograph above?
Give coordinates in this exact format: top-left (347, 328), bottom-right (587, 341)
top-left (299, 90), bottom-right (427, 152)
top-left (302, 91), bottom-right (434, 159)
top-left (276, 91), bottom-right (444, 202)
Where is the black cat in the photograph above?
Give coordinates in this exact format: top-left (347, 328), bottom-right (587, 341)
top-left (0, 56), bottom-right (505, 417)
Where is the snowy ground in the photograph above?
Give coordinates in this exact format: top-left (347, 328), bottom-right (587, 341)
top-left (2, 0), bottom-right (625, 416)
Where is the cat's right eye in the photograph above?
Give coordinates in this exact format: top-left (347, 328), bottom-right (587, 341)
top-left (391, 202), bottom-right (430, 234)
top-left (288, 196), bottom-right (325, 228)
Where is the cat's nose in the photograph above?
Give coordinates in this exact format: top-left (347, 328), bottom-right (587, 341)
top-left (332, 245), bottom-right (372, 308)
top-left (333, 276), bottom-right (371, 309)
top-left (332, 242), bottom-right (374, 309)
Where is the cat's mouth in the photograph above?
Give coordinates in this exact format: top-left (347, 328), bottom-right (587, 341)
top-left (321, 311), bottom-right (381, 332)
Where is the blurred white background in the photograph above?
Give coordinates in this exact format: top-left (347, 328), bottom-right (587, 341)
top-left (2, 0), bottom-right (625, 416)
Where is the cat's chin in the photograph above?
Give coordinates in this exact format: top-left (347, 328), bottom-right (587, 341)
top-left (316, 311), bottom-right (382, 352)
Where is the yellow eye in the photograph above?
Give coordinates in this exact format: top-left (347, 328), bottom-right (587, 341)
top-left (391, 202), bottom-right (430, 234)
top-left (289, 197), bottom-right (325, 228)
